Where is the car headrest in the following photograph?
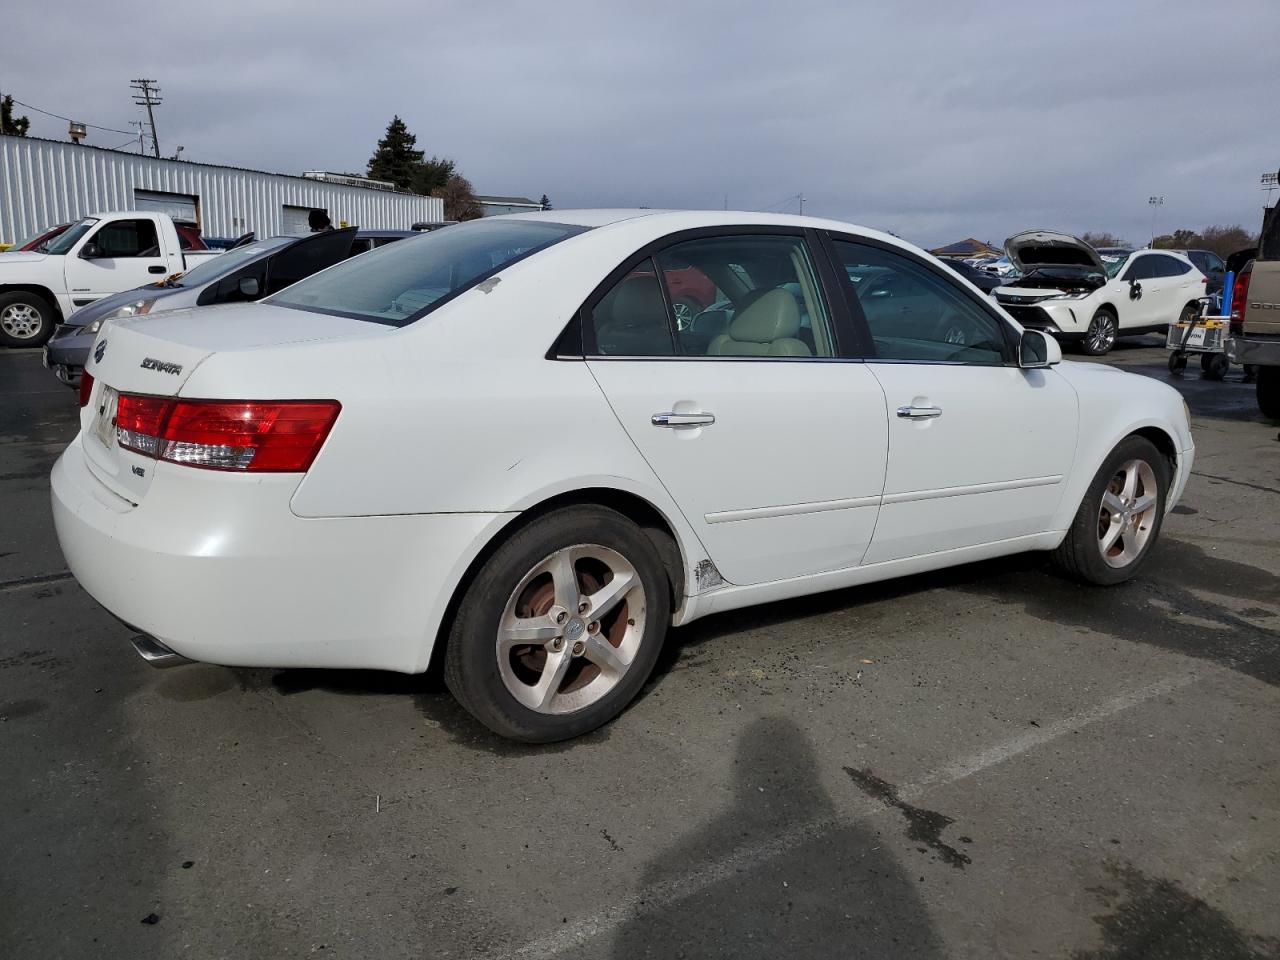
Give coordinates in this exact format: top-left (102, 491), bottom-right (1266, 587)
top-left (728, 289), bottom-right (801, 343)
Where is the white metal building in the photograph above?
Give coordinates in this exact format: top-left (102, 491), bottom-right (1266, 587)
top-left (0, 135), bottom-right (444, 245)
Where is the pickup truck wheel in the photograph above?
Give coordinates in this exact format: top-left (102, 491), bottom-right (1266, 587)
top-left (1081, 308), bottom-right (1117, 356)
top-left (1258, 366), bottom-right (1280, 420)
top-left (0, 292), bottom-right (56, 348)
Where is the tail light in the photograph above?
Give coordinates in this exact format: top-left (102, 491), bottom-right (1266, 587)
top-left (78, 371), bottom-right (95, 408)
top-left (1229, 269), bottom-right (1252, 336)
top-left (115, 396), bottom-right (341, 472)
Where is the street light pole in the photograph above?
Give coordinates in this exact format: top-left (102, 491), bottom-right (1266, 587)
top-left (1148, 195), bottom-right (1164, 247)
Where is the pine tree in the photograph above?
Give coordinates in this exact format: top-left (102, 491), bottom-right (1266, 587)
top-left (1, 96), bottom-right (31, 137)
top-left (367, 116), bottom-right (424, 190)
top-left (412, 156), bottom-right (456, 196)
top-left (539, 194), bottom-right (552, 211)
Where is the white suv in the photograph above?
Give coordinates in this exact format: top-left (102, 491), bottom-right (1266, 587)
top-left (993, 231), bottom-right (1207, 355)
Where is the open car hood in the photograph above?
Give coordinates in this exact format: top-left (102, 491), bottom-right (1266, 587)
top-left (1004, 230), bottom-right (1106, 275)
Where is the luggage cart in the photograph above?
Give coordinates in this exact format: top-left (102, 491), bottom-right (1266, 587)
top-left (1167, 299), bottom-right (1230, 380)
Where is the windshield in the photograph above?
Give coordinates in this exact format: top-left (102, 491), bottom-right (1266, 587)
top-left (267, 219), bottom-right (587, 325)
top-left (1101, 255), bottom-right (1130, 278)
top-left (43, 218), bottom-right (99, 255)
top-left (168, 236), bottom-right (294, 287)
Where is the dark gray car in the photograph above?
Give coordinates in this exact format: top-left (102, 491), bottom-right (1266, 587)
top-left (44, 228), bottom-right (413, 386)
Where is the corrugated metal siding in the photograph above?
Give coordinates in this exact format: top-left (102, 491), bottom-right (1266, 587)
top-left (0, 135), bottom-right (443, 243)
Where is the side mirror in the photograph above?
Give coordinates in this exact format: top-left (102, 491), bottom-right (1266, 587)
top-left (1019, 329), bottom-right (1061, 369)
top-left (80, 242), bottom-right (102, 260)
top-left (238, 276), bottom-right (261, 298)
top-left (1128, 280), bottom-right (1143, 300)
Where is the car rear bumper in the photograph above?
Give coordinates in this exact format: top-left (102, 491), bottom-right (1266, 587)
top-left (51, 436), bottom-right (511, 673)
top-left (1227, 336), bottom-right (1280, 366)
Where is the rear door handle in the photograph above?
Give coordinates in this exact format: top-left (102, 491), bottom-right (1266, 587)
top-left (652, 412), bottom-right (716, 427)
top-left (896, 405), bottom-right (942, 420)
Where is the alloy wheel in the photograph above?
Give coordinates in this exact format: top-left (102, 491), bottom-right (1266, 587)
top-left (1087, 314), bottom-right (1116, 354)
top-left (0, 303), bottom-right (43, 340)
top-left (672, 300), bottom-right (694, 331)
top-left (1097, 459), bottom-right (1158, 568)
top-left (496, 544), bottom-right (646, 714)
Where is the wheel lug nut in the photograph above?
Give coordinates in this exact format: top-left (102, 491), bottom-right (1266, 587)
top-left (571, 640), bottom-right (585, 656)
top-left (550, 637), bottom-right (564, 651)
top-left (577, 600), bottom-right (589, 614)
top-left (555, 611), bottom-right (567, 625)
top-left (587, 621), bottom-right (600, 635)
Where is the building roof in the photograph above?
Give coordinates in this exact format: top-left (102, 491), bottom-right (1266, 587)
top-left (929, 237), bottom-right (1001, 257)
top-left (0, 133), bottom-right (416, 194)
top-left (477, 195), bottom-right (542, 207)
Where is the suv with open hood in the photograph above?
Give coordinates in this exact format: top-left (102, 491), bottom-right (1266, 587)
top-left (993, 231), bottom-right (1207, 355)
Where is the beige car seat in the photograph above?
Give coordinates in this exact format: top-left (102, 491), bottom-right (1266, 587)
top-left (706, 289), bottom-right (812, 357)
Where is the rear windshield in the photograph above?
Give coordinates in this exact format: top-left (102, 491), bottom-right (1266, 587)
top-left (170, 236), bottom-right (294, 288)
top-left (267, 219), bottom-right (587, 326)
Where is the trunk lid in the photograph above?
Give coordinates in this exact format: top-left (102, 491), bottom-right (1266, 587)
top-left (80, 302), bottom-right (378, 504)
top-left (1004, 230), bottom-right (1106, 275)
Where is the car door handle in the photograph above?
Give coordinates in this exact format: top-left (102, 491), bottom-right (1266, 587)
top-left (652, 412), bottom-right (716, 427)
top-left (148, 266), bottom-right (166, 274)
top-left (896, 405), bottom-right (943, 420)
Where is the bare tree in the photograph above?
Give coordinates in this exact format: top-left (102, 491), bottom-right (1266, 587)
top-left (432, 174), bottom-right (483, 221)
top-left (1080, 231), bottom-right (1129, 249)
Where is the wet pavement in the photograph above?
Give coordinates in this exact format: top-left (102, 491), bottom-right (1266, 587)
top-left (1, 339), bottom-right (1277, 959)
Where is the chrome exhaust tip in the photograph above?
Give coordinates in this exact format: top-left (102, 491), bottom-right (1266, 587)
top-left (130, 633), bottom-right (192, 669)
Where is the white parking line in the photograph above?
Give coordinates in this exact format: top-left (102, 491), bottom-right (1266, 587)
top-left (491, 671), bottom-right (1201, 960)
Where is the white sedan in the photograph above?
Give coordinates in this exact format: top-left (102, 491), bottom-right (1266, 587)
top-left (52, 210), bottom-right (1195, 741)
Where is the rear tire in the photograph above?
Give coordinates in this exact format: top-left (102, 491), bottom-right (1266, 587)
top-left (0, 291), bottom-right (56, 348)
top-left (1258, 366), bottom-right (1280, 420)
top-left (444, 505), bottom-right (671, 742)
top-left (1081, 308), bottom-right (1117, 356)
top-left (1051, 435), bottom-right (1169, 586)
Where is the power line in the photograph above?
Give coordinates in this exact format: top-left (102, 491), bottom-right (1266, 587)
top-left (130, 79), bottom-right (162, 159)
top-left (3, 95), bottom-right (135, 136)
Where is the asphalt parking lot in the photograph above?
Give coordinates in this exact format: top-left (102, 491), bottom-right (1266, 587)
top-left (2, 340), bottom-right (1277, 959)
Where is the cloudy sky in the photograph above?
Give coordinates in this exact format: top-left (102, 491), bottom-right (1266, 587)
top-left (6, 0), bottom-right (1277, 247)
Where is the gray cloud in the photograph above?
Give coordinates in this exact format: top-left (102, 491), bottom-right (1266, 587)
top-left (7, 0), bottom-right (1277, 247)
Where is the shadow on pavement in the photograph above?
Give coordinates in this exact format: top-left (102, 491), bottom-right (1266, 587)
top-left (605, 717), bottom-right (944, 959)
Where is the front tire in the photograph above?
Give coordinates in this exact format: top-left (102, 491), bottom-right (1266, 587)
top-left (1258, 366), bottom-right (1280, 420)
top-left (1081, 308), bottom-right (1118, 356)
top-left (1052, 436), bottom-right (1169, 585)
top-left (0, 291), bottom-right (56, 348)
top-left (444, 505), bottom-right (671, 742)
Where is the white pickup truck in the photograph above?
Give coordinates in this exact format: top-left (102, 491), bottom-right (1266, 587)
top-left (0, 211), bottom-right (221, 347)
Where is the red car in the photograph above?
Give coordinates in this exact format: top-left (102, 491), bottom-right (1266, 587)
top-left (13, 222), bottom-right (71, 252)
top-left (10, 220), bottom-right (207, 253)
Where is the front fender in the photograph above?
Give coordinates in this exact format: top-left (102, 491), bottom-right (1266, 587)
top-left (1048, 361), bottom-right (1193, 532)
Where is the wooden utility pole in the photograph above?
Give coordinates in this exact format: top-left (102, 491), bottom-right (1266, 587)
top-left (130, 79), bottom-right (162, 158)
